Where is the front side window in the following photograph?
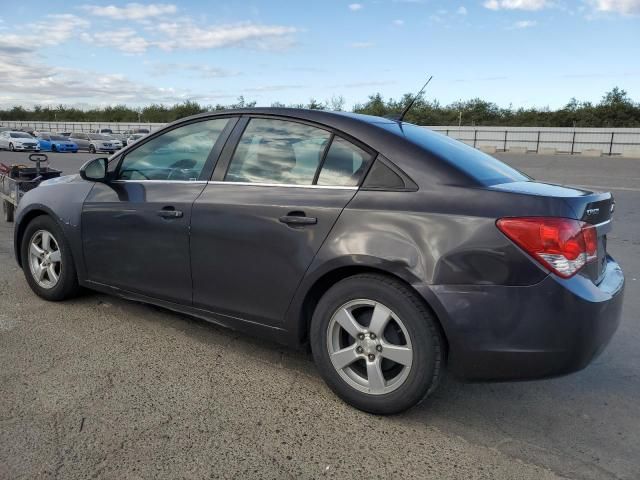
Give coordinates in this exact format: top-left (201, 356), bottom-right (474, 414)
top-left (226, 118), bottom-right (331, 185)
top-left (118, 119), bottom-right (229, 181)
top-left (317, 137), bottom-right (369, 187)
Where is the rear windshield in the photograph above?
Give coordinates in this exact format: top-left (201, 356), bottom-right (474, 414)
top-left (382, 123), bottom-right (529, 186)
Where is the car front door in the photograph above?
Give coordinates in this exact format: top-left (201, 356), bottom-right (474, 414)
top-left (190, 117), bottom-right (373, 326)
top-left (81, 117), bottom-right (236, 304)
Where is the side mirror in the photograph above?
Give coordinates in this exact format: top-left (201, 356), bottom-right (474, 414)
top-left (79, 158), bottom-right (109, 182)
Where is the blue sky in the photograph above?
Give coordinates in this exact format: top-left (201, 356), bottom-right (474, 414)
top-left (0, 0), bottom-right (638, 109)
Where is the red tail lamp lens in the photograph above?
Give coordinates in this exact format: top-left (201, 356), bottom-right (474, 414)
top-left (497, 217), bottom-right (597, 278)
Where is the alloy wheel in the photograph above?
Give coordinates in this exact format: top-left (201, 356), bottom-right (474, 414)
top-left (28, 229), bottom-right (62, 289)
top-left (326, 299), bottom-right (413, 395)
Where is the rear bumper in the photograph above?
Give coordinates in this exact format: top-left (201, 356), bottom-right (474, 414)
top-left (422, 256), bottom-right (625, 381)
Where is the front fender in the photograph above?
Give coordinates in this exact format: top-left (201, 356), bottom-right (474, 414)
top-left (14, 176), bottom-right (94, 280)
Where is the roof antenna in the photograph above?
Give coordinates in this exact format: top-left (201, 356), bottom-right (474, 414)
top-left (396, 75), bottom-right (433, 123)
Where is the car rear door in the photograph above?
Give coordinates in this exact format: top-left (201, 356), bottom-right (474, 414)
top-left (190, 116), bottom-right (373, 326)
top-left (81, 117), bottom-right (236, 304)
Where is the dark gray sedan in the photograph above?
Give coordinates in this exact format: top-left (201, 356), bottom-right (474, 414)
top-left (12, 109), bottom-right (624, 414)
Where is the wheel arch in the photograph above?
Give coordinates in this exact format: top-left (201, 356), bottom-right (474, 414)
top-left (290, 264), bottom-right (450, 359)
top-left (15, 207), bottom-right (63, 267)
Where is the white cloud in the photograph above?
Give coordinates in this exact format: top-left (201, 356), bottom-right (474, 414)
top-left (457, 6), bottom-right (468, 14)
top-left (0, 14), bottom-right (89, 53)
top-left (82, 3), bottom-right (178, 20)
top-left (148, 63), bottom-right (238, 79)
top-left (483, 0), bottom-right (550, 10)
top-left (588, 0), bottom-right (640, 14)
top-left (349, 41), bottom-right (375, 48)
top-left (152, 21), bottom-right (298, 51)
top-left (510, 19), bottom-right (538, 27)
top-left (348, 3), bottom-right (364, 11)
top-left (393, 19), bottom-right (405, 25)
top-left (81, 28), bottom-right (150, 54)
top-left (0, 56), bottom-right (203, 107)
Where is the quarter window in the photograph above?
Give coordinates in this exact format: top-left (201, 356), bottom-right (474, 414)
top-left (226, 118), bottom-right (331, 185)
top-left (118, 119), bottom-right (228, 181)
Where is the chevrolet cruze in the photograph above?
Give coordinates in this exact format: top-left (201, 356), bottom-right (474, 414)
top-left (13, 109), bottom-right (625, 414)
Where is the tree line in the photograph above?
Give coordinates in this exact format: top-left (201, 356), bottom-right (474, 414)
top-left (1, 88), bottom-right (638, 128)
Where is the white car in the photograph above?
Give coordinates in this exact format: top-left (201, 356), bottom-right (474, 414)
top-left (126, 133), bottom-right (146, 146)
top-left (0, 131), bottom-right (40, 151)
top-left (105, 136), bottom-right (123, 150)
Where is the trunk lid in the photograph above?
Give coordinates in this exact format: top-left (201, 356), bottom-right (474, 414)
top-left (491, 181), bottom-right (614, 284)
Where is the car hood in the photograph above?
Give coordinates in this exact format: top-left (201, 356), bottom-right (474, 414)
top-left (12, 137), bottom-right (37, 144)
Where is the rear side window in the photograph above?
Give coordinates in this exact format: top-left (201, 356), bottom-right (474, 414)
top-left (226, 118), bottom-right (331, 185)
top-left (384, 123), bottom-right (529, 185)
top-left (317, 137), bottom-right (369, 187)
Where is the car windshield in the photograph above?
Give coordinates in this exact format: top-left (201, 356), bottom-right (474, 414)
top-left (381, 122), bottom-right (530, 186)
top-left (101, 129), bottom-right (113, 134)
top-left (51, 135), bottom-right (68, 141)
top-left (91, 135), bottom-right (111, 140)
top-left (10, 132), bottom-right (32, 138)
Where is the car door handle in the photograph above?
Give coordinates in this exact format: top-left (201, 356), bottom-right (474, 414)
top-left (279, 213), bottom-right (317, 226)
top-left (157, 208), bottom-right (183, 219)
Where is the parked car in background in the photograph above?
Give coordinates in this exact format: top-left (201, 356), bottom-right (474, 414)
top-left (0, 126), bottom-right (11, 132)
top-left (12, 109), bottom-right (625, 415)
top-left (125, 133), bottom-right (146, 146)
top-left (0, 131), bottom-right (40, 151)
top-left (104, 135), bottom-right (123, 150)
top-left (67, 133), bottom-right (117, 153)
top-left (93, 128), bottom-right (113, 135)
top-left (36, 132), bottom-right (78, 153)
top-left (124, 127), bottom-right (151, 136)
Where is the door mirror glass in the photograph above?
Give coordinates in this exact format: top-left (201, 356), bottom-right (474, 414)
top-left (80, 158), bottom-right (108, 182)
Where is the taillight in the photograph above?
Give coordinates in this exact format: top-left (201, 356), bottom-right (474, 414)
top-left (496, 217), bottom-right (597, 278)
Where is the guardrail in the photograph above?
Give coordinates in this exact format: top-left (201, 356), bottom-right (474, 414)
top-left (2, 121), bottom-right (639, 156)
top-left (428, 126), bottom-right (640, 156)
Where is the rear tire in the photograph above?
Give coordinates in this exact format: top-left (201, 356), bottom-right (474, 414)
top-left (3, 200), bottom-right (14, 222)
top-left (21, 215), bottom-right (80, 301)
top-left (310, 274), bottom-right (444, 415)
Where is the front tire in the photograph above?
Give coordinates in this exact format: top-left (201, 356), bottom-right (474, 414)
top-left (21, 215), bottom-right (80, 301)
top-left (51, 144), bottom-right (57, 152)
top-left (9, 143), bottom-right (14, 151)
top-left (89, 144), bottom-right (96, 153)
top-left (310, 274), bottom-right (444, 415)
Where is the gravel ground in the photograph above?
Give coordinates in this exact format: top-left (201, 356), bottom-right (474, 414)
top-left (1, 151), bottom-right (639, 479)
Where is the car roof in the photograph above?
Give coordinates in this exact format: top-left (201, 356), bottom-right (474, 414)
top-left (169, 108), bottom-right (474, 186)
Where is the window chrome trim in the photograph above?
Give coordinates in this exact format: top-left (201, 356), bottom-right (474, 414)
top-left (111, 179), bottom-right (208, 184)
top-left (207, 180), bottom-right (357, 190)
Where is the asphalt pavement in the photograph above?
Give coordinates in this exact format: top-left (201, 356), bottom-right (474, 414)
top-left (1, 150), bottom-right (639, 479)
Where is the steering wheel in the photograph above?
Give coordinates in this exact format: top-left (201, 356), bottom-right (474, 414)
top-left (166, 159), bottom-right (197, 181)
